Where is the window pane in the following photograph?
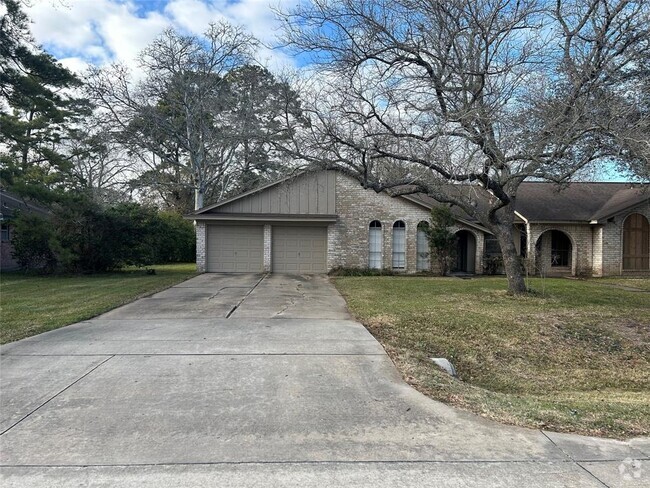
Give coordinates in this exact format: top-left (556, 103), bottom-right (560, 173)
top-left (392, 226), bottom-right (405, 269)
top-left (416, 228), bottom-right (429, 271)
top-left (551, 231), bottom-right (571, 267)
top-left (369, 227), bottom-right (382, 269)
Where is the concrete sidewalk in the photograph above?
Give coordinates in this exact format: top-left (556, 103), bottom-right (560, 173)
top-left (1, 274), bottom-right (647, 487)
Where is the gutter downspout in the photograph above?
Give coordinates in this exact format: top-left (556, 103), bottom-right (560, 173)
top-left (514, 211), bottom-right (531, 258)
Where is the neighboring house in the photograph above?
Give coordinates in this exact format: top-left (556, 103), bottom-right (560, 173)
top-left (0, 189), bottom-right (51, 272)
top-left (189, 170), bottom-right (650, 277)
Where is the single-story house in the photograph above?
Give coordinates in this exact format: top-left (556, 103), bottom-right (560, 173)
top-left (0, 189), bottom-right (51, 271)
top-left (188, 170), bottom-right (650, 277)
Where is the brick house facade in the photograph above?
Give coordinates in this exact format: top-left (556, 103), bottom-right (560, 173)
top-left (327, 173), bottom-right (485, 274)
top-left (517, 183), bottom-right (650, 277)
top-left (190, 171), bottom-right (649, 277)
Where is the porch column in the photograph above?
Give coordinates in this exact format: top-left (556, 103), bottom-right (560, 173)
top-left (592, 225), bottom-right (603, 277)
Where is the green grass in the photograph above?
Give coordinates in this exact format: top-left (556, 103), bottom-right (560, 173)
top-left (333, 276), bottom-right (650, 438)
top-left (1, 263), bottom-right (198, 344)
top-left (593, 277), bottom-right (650, 291)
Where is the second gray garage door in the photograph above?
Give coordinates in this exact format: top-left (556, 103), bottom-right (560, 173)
top-left (207, 224), bottom-right (263, 272)
top-left (272, 226), bottom-right (327, 273)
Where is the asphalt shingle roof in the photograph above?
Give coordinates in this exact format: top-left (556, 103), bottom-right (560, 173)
top-left (515, 182), bottom-right (648, 222)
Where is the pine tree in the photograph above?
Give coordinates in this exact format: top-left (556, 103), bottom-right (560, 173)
top-left (0, 0), bottom-right (90, 199)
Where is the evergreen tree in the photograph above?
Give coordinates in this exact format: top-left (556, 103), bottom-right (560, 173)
top-left (0, 0), bottom-right (90, 200)
top-left (427, 207), bottom-right (457, 277)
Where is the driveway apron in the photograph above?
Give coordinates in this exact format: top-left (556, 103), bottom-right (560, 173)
top-left (1, 273), bottom-right (647, 487)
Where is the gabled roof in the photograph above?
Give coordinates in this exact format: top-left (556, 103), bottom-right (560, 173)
top-left (189, 170), bottom-right (648, 226)
top-left (190, 170), bottom-right (307, 215)
top-left (0, 189), bottom-right (51, 220)
top-left (514, 182), bottom-right (648, 223)
top-left (400, 194), bottom-right (490, 233)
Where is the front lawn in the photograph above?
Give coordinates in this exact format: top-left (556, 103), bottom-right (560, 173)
top-left (0, 263), bottom-right (198, 344)
top-left (594, 277), bottom-right (650, 291)
top-left (333, 276), bottom-right (650, 438)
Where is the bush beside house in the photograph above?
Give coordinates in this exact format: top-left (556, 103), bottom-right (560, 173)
top-left (10, 201), bottom-right (195, 273)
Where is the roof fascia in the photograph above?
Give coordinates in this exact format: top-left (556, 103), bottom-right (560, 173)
top-left (186, 213), bottom-right (337, 223)
top-left (590, 196), bottom-right (650, 223)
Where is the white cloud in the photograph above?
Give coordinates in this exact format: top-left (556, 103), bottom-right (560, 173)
top-left (27, 0), bottom-right (102, 50)
top-left (25, 0), bottom-right (298, 76)
top-left (164, 0), bottom-right (229, 35)
top-left (58, 56), bottom-right (91, 74)
top-left (96, 4), bottom-right (169, 62)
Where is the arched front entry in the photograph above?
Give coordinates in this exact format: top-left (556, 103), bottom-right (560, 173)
top-left (454, 230), bottom-right (476, 273)
top-left (535, 229), bottom-right (573, 275)
top-left (623, 213), bottom-right (649, 271)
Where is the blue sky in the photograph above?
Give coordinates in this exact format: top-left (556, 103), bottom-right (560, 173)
top-left (25, 0), bottom-right (298, 74)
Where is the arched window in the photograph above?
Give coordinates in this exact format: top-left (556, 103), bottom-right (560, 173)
top-left (623, 213), bottom-right (649, 270)
top-left (392, 221), bottom-right (406, 269)
top-left (368, 220), bottom-right (382, 269)
top-left (416, 222), bottom-right (430, 271)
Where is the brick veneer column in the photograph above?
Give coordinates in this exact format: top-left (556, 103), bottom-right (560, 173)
top-left (196, 221), bottom-right (206, 272)
top-left (263, 224), bottom-right (272, 272)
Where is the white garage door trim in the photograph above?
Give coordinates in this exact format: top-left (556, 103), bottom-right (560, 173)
top-left (272, 226), bottom-right (327, 274)
top-left (206, 224), bottom-right (264, 272)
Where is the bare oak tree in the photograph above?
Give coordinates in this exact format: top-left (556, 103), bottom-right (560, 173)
top-left (85, 22), bottom-right (256, 210)
top-left (279, 0), bottom-right (650, 294)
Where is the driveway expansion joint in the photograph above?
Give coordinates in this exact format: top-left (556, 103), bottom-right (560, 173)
top-left (0, 355), bottom-right (114, 436)
top-left (540, 431), bottom-right (612, 488)
top-left (226, 273), bottom-right (268, 318)
top-left (0, 459), bottom-right (603, 468)
top-left (575, 462), bottom-right (612, 488)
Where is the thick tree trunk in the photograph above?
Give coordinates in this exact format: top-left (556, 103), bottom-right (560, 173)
top-left (194, 188), bottom-right (204, 210)
top-left (492, 221), bottom-right (528, 295)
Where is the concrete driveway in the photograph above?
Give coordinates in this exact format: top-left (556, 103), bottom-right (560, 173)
top-left (1, 274), bottom-right (647, 487)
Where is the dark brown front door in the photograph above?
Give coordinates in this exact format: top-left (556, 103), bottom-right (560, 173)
top-left (623, 213), bottom-right (649, 270)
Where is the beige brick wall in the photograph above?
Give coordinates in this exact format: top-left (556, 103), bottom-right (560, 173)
top-left (195, 221), bottom-right (206, 272)
top-left (602, 201), bottom-right (650, 275)
top-left (530, 224), bottom-right (593, 276)
top-left (331, 174), bottom-right (484, 274)
top-left (528, 199), bottom-right (650, 277)
top-left (263, 224), bottom-right (272, 272)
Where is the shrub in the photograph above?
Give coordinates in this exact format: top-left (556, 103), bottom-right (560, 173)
top-left (483, 255), bottom-right (504, 275)
top-left (10, 200), bottom-right (195, 273)
top-left (155, 212), bottom-right (196, 263)
top-left (427, 207), bottom-right (457, 276)
top-left (329, 267), bottom-right (396, 276)
top-left (10, 213), bottom-right (59, 272)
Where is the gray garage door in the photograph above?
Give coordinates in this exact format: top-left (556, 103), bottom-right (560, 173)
top-left (272, 226), bottom-right (327, 273)
top-left (207, 225), bottom-right (263, 272)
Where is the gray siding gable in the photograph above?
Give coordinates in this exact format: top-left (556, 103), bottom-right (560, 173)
top-left (200, 171), bottom-right (336, 216)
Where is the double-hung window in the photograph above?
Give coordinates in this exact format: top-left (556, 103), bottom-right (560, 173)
top-left (368, 220), bottom-right (382, 269)
top-left (392, 221), bottom-right (406, 269)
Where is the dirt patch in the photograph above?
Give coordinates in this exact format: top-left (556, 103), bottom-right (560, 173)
top-left (366, 314), bottom-right (397, 329)
top-left (611, 319), bottom-right (650, 348)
